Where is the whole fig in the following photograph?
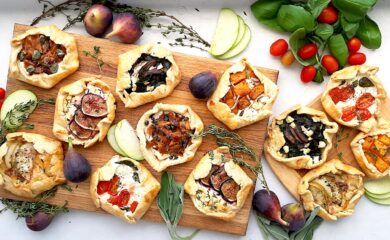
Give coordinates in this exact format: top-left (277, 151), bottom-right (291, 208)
top-left (83, 4), bottom-right (113, 37)
top-left (282, 203), bottom-right (306, 231)
top-left (253, 189), bottom-right (288, 226)
top-left (25, 212), bottom-right (54, 231)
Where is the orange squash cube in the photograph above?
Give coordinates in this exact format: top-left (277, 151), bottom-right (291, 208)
top-left (231, 106), bottom-right (239, 114)
top-left (365, 152), bottom-right (377, 165)
top-left (230, 71), bottom-right (247, 85)
top-left (378, 134), bottom-right (390, 145)
top-left (374, 139), bottom-right (388, 156)
top-left (375, 157), bottom-right (389, 173)
top-left (238, 97), bottom-right (251, 110)
top-left (362, 136), bottom-right (374, 150)
top-left (225, 98), bottom-right (236, 108)
top-left (233, 81), bottom-right (251, 97)
top-left (247, 69), bottom-right (258, 79)
top-left (249, 84), bottom-right (265, 100)
top-left (223, 88), bottom-right (235, 101)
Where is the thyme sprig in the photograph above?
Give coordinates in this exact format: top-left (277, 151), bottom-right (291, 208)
top-left (82, 46), bottom-right (113, 73)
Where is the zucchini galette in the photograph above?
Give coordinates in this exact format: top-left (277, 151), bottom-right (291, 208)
top-left (207, 58), bottom-right (278, 130)
top-left (136, 103), bottom-right (203, 172)
top-left (90, 156), bottom-right (160, 224)
top-left (117, 44), bottom-right (180, 108)
top-left (184, 147), bottom-right (253, 221)
top-left (321, 65), bottom-right (387, 133)
top-left (0, 132), bottom-right (65, 198)
top-left (9, 25), bottom-right (79, 89)
top-left (298, 159), bottom-right (364, 221)
top-left (266, 105), bottom-right (338, 169)
top-left (53, 77), bottom-right (116, 148)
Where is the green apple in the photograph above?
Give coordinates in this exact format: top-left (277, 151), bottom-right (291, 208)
top-left (366, 194), bottom-right (390, 206)
top-left (115, 119), bottom-right (144, 160)
top-left (364, 178), bottom-right (390, 195)
top-left (107, 124), bottom-right (126, 156)
top-left (217, 24), bottom-right (252, 60)
top-left (232, 15), bottom-right (245, 48)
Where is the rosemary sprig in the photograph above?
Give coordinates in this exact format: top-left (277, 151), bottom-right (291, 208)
top-left (82, 46), bottom-right (113, 73)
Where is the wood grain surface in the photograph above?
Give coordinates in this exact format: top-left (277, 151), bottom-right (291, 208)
top-left (0, 24), bottom-right (279, 236)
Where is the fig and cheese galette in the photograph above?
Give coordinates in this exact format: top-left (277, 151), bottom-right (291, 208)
top-left (90, 155), bottom-right (160, 224)
top-left (9, 25), bottom-right (79, 89)
top-left (321, 65), bottom-right (387, 133)
top-left (207, 58), bottom-right (278, 130)
top-left (184, 147), bottom-right (253, 221)
top-left (136, 103), bottom-right (203, 172)
top-left (266, 105), bottom-right (338, 169)
top-left (117, 44), bottom-right (180, 108)
top-left (298, 159), bottom-right (364, 221)
top-left (53, 77), bottom-right (116, 148)
top-left (0, 132), bottom-right (65, 198)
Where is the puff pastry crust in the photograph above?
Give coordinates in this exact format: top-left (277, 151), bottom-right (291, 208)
top-left (9, 25), bottom-right (79, 89)
top-left (207, 58), bottom-right (278, 130)
top-left (116, 44), bottom-right (181, 108)
top-left (298, 159), bottom-right (364, 221)
top-left (136, 103), bottom-right (203, 172)
top-left (321, 65), bottom-right (387, 133)
top-left (266, 105), bottom-right (338, 169)
top-left (0, 132), bottom-right (65, 198)
top-left (90, 155), bottom-right (160, 224)
top-left (184, 147), bottom-right (253, 221)
top-left (53, 77), bottom-right (116, 148)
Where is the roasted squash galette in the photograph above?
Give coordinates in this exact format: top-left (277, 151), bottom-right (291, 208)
top-left (136, 103), bottom-right (203, 172)
top-left (117, 44), bottom-right (180, 108)
top-left (266, 105), bottom-right (338, 169)
top-left (9, 25), bottom-right (79, 89)
top-left (53, 77), bottom-right (116, 148)
top-left (321, 65), bottom-right (387, 133)
top-left (184, 147), bottom-right (253, 221)
top-left (207, 58), bottom-right (278, 130)
top-left (0, 132), bottom-right (65, 198)
top-left (90, 156), bottom-right (160, 224)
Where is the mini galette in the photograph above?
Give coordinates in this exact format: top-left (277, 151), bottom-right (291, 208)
top-left (0, 132), bottom-right (65, 198)
top-left (207, 58), bottom-right (278, 130)
top-left (266, 105), bottom-right (338, 169)
top-left (298, 159), bottom-right (364, 221)
top-left (136, 103), bottom-right (203, 172)
top-left (184, 147), bottom-right (253, 221)
top-left (53, 77), bottom-right (116, 148)
top-left (9, 25), bottom-right (79, 89)
top-left (321, 65), bottom-right (387, 133)
top-left (90, 155), bottom-right (160, 224)
top-left (116, 44), bottom-right (180, 108)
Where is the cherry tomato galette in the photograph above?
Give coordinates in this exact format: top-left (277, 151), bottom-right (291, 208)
top-left (90, 156), bottom-right (160, 224)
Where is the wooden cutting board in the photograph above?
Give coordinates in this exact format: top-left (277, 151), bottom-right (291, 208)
top-left (265, 95), bottom-right (390, 200)
top-left (0, 24), bottom-right (279, 236)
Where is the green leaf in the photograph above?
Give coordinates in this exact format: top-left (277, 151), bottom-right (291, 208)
top-left (332, 0), bottom-right (377, 22)
top-left (340, 15), bottom-right (360, 39)
top-left (251, 0), bottom-right (286, 19)
top-left (313, 68), bottom-right (325, 83)
top-left (258, 18), bottom-right (286, 32)
top-left (256, 215), bottom-right (289, 240)
top-left (277, 5), bottom-right (316, 33)
top-left (307, 0), bottom-right (331, 18)
top-left (289, 28), bottom-right (318, 66)
top-left (356, 15), bottom-right (381, 49)
top-left (315, 24), bottom-right (334, 40)
top-left (328, 34), bottom-right (348, 67)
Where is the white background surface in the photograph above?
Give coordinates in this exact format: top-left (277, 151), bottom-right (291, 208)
top-left (0, 0), bottom-right (389, 239)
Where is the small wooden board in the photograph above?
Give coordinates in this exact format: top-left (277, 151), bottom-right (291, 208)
top-left (0, 24), bottom-right (279, 236)
top-left (265, 95), bottom-right (390, 199)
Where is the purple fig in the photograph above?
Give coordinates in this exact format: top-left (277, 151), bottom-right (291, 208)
top-left (253, 189), bottom-right (288, 226)
top-left (282, 203), bottom-right (306, 231)
top-left (25, 212), bottom-right (54, 231)
top-left (105, 13), bottom-right (142, 44)
top-left (83, 4), bottom-right (113, 37)
top-left (63, 139), bottom-right (91, 182)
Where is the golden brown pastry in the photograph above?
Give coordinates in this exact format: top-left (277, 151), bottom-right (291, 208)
top-left (298, 159), bottom-right (364, 221)
top-left (184, 147), bottom-right (253, 221)
top-left (9, 25), bottom-right (79, 89)
top-left (90, 155), bottom-right (160, 224)
top-left (116, 44), bottom-right (181, 108)
top-left (266, 105), bottom-right (338, 169)
top-left (321, 65), bottom-right (387, 133)
top-left (53, 77), bottom-right (116, 148)
top-left (136, 103), bottom-right (203, 172)
top-left (0, 132), bottom-right (65, 198)
top-left (207, 58), bottom-right (278, 130)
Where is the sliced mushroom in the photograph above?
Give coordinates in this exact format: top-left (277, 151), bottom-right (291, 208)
top-left (74, 109), bottom-right (102, 130)
top-left (81, 93), bottom-right (108, 118)
top-left (220, 178), bottom-right (240, 203)
top-left (199, 165), bottom-right (219, 187)
top-left (68, 119), bottom-right (98, 140)
top-left (210, 167), bottom-right (230, 192)
top-left (292, 124), bottom-right (309, 143)
top-left (284, 127), bottom-right (296, 144)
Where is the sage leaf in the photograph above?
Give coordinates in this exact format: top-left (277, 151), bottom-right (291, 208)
top-left (277, 5), bottom-right (316, 33)
top-left (251, 0), bottom-right (286, 19)
top-left (356, 15), bottom-right (381, 49)
top-left (315, 24), bottom-right (334, 41)
top-left (307, 0), bottom-right (331, 18)
top-left (289, 28), bottom-right (318, 66)
top-left (340, 15), bottom-right (360, 39)
top-left (256, 215), bottom-right (289, 240)
top-left (328, 34), bottom-right (348, 67)
top-left (332, 0), bottom-right (377, 22)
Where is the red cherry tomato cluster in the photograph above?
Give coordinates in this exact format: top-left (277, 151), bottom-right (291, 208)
top-left (269, 39), bottom-right (295, 66)
top-left (0, 88), bottom-right (5, 110)
top-left (347, 37), bottom-right (366, 65)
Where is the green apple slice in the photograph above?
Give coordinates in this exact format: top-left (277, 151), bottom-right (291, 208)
top-left (107, 124), bottom-right (126, 156)
top-left (364, 178), bottom-right (390, 195)
top-left (366, 194), bottom-right (390, 205)
top-left (217, 24), bottom-right (252, 60)
top-left (115, 119), bottom-right (144, 160)
top-left (365, 190), bottom-right (390, 200)
top-left (209, 8), bottom-right (239, 56)
top-left (232, 15), bottom-right (245, 48)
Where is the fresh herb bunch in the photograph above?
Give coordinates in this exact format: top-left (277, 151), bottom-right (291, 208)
top-left (82, 46), bottom-right (113, 73)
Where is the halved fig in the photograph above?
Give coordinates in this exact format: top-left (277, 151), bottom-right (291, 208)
top-left (74, 109), bottom-right (102, 130)
top-left (68, 119), bottom-right (98, 140)
top-left (81, 93), bottom-right (108, 117)
top-left (284, 127), bottom-right (296, 144)
top-left (220, 178), bottom-right (240, 203)
top-left (200, 165), bottom-right (219, 187)
top-left (292, 124), bottom-right (309, 143)
top-left (210, 167), bottom-right (230, 192)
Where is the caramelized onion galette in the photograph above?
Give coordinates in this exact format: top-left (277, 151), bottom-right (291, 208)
top-left (136, 103), bottom-right (203, 172)
top-left (321, 65), bottom-right (387, 133)
top-left (0, 132), bottom-right (65, 198)
top-left (298, 159), bottom-right (364, 221)
top-left (266, 105), bottom-right (338, 169)
top-left (207, 58), bottom-right (278, 130)
top-left (184, 147), bottom-right (253, 221)
top-left (53, 77), bottom-right (116, 148)
top-left (90, 156), bottom-right (160, 224)
top-left (117, 44), bottom-right (180, 108)
top-left (9, 25), bottom-right (79, 89)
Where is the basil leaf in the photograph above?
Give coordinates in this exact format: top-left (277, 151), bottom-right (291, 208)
top-left (307, 0), bottom-right (331, 18)
top-left (289, 28), bottom-right (318, 66)
top-left (277, 5), bottom-right (316, 33)
top-left (328, 34), bottom-right (348, 67)
top-left (356, 15), bottom-right (381, 49)
top-left (313, 68), bottom-right (325, 83)
top-left (340, 15), bottom-right (360, 39)
top-left (116, 160), bottom-right (138, 171)
top-left (332, 0), bottom-right (377, 22)
top-left (315, 23), bottom-right (334, 40)
top-left (251, 0), bottom-right (286, 19)
top-left (257, 18), bottom-right (286, 32)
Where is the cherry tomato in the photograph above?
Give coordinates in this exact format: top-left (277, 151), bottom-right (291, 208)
top-left (270, 39), bottom-right (289, 56)
top-left (97, 181), bottom-right (111, 195)
top-left (281, 50), bottom-right (295, 66)
top-left (298, 43), bottom-right (318, 60)
top-left (348, 52), bottom-right (366, 65)
top-left (117, 190), bottom-right (130, 208)
top-left (356, 93), bottom-right (375, 109)
top-left (0, 88), bottom-right (5, 100)
top-left (321, 55), bottom-right (339, 74)
top-left (318, 6), bottom-right (338, 24)
top-left (329, 86), bottom-right (355, 103)
top-left (341, 106), bottom-right (357, 122)
top-left (347, 38), bottom-right (361, 53)
top-left (108, 175), bottom-right (120, 195)
top-left (357, 109), bottom-right (372, 121)
top-left (130, 201), bottom-right (139, 213)
top-left (108, 195), bottom-right (119, 205)
top-left (300, 66), bottom-right (316, 83)
top-left (329, 87), bottom-right (342, 103)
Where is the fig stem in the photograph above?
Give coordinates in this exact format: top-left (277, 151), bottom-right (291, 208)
top-left (67, 137), bottom-right (73, 149)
